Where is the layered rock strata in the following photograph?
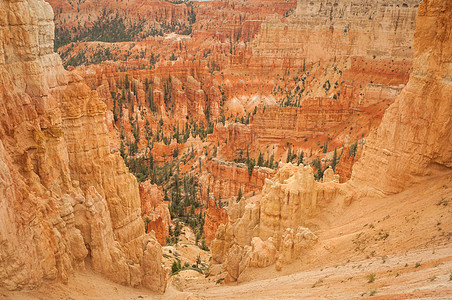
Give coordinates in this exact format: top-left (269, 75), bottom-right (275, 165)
top-left (200, 157), bottom-right (276, 201)
top-left (139, 181), bottom-right (171, 246)
top-left (211, 164), bottom-right (340, 281)
top-left (249, 0), bottom-right (420, 71)
top-left (0, 0), bottom-right (166, 292)
top-left (350, 0), bottom-right (452, 194)
top-left (211, 0), bottom-right (452, 283)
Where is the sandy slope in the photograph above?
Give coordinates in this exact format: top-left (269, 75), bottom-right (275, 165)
top-left (2, 172), bottom-right (451, 299)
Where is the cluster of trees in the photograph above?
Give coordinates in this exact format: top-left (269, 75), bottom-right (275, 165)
top-left (311, 148), bottom-right (340, 181)
top-left (165, 171), bottom-right (208, 250)
top-left (285, 147), bottom-right (306, 166)
top-left (56, 12), bottom-right (145, 52)
top-left (170, 255), bottom-right (204, 276)
top-left (349, 141), bottom-right (358, 157)
top-left (234, 148), bottom-right (278, 179)
top-left (55, 8), bottom-right (195, 53)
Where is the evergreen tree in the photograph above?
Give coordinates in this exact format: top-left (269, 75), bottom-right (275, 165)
top-left (125, 74), bottom-right (130, 90)
top-left (120, 141), bottom-right (126, 158)
top-left (268, 153), bottom-right (274, 169)
top-left (331, 148), bottom-right (338, 171)
top-left (286, 147), bottom-right (292, 163)
top-left (298, 150), bottom-right (304, 165)
top-left (257, 152), bottom-right (264, 166)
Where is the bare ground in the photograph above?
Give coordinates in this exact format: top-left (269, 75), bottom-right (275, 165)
top-left (2, 172), bottom-right (451, 299)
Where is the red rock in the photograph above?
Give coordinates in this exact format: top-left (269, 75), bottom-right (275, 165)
top-left (139, 181), bottom-right (171, 246)
top-left (203, 196), bottom-right (228, 245)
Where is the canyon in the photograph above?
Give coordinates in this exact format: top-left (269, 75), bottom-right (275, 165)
top-left (0, 0), bottom-right (166, 293)
top-left (0, 0), bottom-right (451, 299)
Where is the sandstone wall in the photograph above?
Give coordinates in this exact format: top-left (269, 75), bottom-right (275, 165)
top-left (200, 157), bottom-right (275, 245)
top-left (204, 196), bottom-right (228, 245)
top-left (350, 0), bottom-right (452, 194)
top-left (139, 181), bottom-right (171, 246)
top-left (0, 0), bottom-right (166, 292)
top-left (251, 99), bottom-right (350, 145)
top-left (335, 144), bottom-right (363, 183)
top-left (249, 0), bottom-right (419, 71)
top-left (200, 158), bottom-right (276, 201)
top-left (211, 164), bottom-right (342, 281)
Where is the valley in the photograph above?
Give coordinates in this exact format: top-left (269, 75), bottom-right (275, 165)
top-left (0, 0), bottom-right (450, 299)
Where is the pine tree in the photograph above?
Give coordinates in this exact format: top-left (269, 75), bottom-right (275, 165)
top-left (125, 74), bottom-right (130, 90)
top-left (120, 141), bottom-right (125, 158)
top-left (331, 148), bottom-right (338, 171)
top-left (269, 153), bottom-right (274, 169)
top-left (298, 150), bottom-right (304, 165)
top-left (257, 152), bottom-right (264, 166)
top-left (286, 147), bottom-right (292, 163)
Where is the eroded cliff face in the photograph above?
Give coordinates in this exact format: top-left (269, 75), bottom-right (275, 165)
top-left (203, 196), bottom-right (228, 246)
top-left (211, 0), bottom-right (451, 282)
top-left (0, 0), bottom-right (166, 292)
top-left (211, 164), bottom-right (342, 281)
top-left (200, 158), bottom-right (276, 201)
top-left (250, 0), bottom-right (419, 70)
top-left (350, 0), bottom-right (452, 194)
top-left (139, 181), bottom-right (171, 246)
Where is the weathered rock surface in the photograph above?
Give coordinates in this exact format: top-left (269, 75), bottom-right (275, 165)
top-left (335, 144), bottom-right (362, 183)
top-left (200, 157), bottom-right (276, 201)
top-left (250, 0), bottom-right (419, 70)
top-left (350, 0), bottom-right (452, 194)
top-left (211, 164), bottom-right (336, 281)
top-left (0, 0), bottom-right (166, 292)
top-left (139, 181), bottom-right (171, 246)
top-left (211, 0), bottom-right (452, 283)
top-left (203, 195), bottom-right (228, 245)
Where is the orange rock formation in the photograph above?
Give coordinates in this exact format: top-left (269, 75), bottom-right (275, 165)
top-left (0, 0), bottom-right (165, 292)
top-left (203, 196), bottom-right (228, 245)
top-left (211, 0), bottom-right (451, 282)
top-left (350, 0), bottom-right (452, 194)
top-left (139, 181), bottom-right (171, 246)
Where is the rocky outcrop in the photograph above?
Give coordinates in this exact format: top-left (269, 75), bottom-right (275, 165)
top-left (211, 164), bottom-right (339, 281)
top-left (322, 166), bottom-right (339, 183)
top-left (200, 157), bottom-right (276, 200)
top-left (200, 157), bottom-right (276, 245)
top-left (139, 181), bottom-right (171, 246)
top-left (350, 0), bottom-right (452, 194)
top-left (335, 144), bottom-right (362, 183)
top-left (203, 196), bottom-right (228, 245)
top-left (0, 0), bottom-right (166, 292)
top-left (208, 123), bottom-right (253, 161)
top-left (251, 101), bottom-right (350, 145)
top-left (250, 0), bottom-right (419, 71)
top-left (211, 0), bottom-right (452, 283)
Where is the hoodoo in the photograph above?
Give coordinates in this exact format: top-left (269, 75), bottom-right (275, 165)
top-left (0, 0), bottom-right (166, 292)
top-left (0, 0), bottom-right (451, 298)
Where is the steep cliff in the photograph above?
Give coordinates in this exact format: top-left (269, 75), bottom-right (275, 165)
top-left (350, 0), bottom-right (452, 194)
top-left (139, 181), bottom-right (171, 246)
top-left (211, 164), bottom-right (341, 281)
top-left (0, 0), bottom-right (166, 292)
top-left (203, 196), bottom-right (228, 245)
top-left (250, 0), bottom-right (419, 70)
top-left (211, 0), bottom-right (451, 283)
top-left (200, 158), bottom-right (276, 200)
